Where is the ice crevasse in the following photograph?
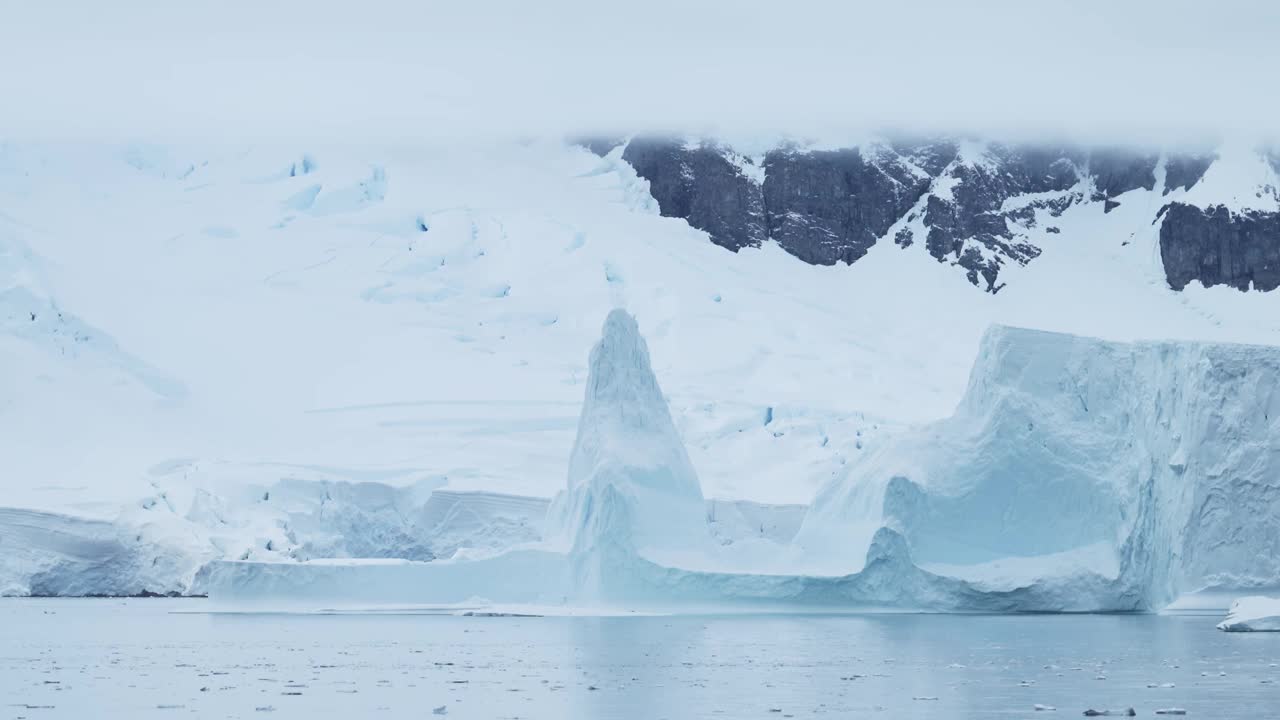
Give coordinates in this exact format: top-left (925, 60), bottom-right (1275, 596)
top-left (200, 316), bottom-right (1280, 612)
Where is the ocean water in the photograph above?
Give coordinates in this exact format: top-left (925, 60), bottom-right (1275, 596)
top-left (2, 600), bottom-right (1277, 719)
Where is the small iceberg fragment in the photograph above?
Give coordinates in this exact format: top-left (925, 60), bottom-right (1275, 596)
top-left (1217, 596), bottom-right (1280, 632)
top-left (1082, 710), bottom-right (1134, 717)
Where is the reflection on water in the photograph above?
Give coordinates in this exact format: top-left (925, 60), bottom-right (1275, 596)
top-left (1, 600), bottom-right (1277, 719)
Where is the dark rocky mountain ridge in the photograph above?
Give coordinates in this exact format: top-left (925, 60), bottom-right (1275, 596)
top-left (582, 136), bottom-right (1280, 293)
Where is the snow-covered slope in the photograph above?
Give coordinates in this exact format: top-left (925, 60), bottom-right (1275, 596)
top-left (4, 136), bottom-right (1280, 597)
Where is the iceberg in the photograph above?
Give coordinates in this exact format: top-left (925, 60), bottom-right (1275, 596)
top-left (543, 309), bottom-right (712, 598)
top-left (201, 321), bottom-right (1280, 613)
top-left (546, 310), bottom-right (710, 557)
top-left (1217, 596), bottom-right (1280, 632)
top-left (799, 325), bottom-right (1280, 610)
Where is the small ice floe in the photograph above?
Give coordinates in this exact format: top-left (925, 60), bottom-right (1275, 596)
top-left (1034, 703), bottom-right (1057, 711)
top-left (912, 696), bottom-right (939, 701)
top-left (1146, 682), bottom-right (1176, 688)
top-left (1154, 710), bottom-right (1188, 716)
top-left (1020, 680), bottom-right (1037, 687)
top-left (1217, 596), bottom-right (1280, 632)
top-left (1082, 709), bottom-right (1135, 717)
top-left (432, 706), bottom-right (448, 715)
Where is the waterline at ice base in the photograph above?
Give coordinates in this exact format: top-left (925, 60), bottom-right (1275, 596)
top-left (197, 309), bottom-right (1280, 613)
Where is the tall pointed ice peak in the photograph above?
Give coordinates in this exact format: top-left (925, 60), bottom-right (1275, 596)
top-left (567, 309), bottom-right (693, 485)
top-left (548, 308), bottom-right (708, 564)
top-left (579, 309), bottom-right (663, 432)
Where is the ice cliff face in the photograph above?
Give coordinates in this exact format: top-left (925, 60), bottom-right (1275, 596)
top-left (799, 325), bottom-right (1280, 608)
top-left (546, 309), bottom-right (711, 568)
top-left (600, 135), bottom-right (1280, 294)
top-left (0, 507), bottom-right (212, 597)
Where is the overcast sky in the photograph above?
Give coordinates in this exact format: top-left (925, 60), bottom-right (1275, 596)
top-left (2, 0), bottom-right (1277, 144)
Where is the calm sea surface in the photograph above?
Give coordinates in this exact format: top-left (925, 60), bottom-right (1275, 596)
top-left (2, 600), bottom-right (1277, 719)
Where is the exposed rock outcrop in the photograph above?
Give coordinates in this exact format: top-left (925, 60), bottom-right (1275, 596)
top-left (1163, 153), bottom-right (1214, 194)
top-left (761, 145), bottom-right (937, 265)
top-left (620, 139), bottom-right (766, 252)
top-left (920, 143), bottom-right (1084, 291)
top-left (1159, 204), bottom-right (1280, 291)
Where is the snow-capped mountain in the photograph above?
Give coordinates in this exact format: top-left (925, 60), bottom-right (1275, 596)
top-left (3, 134), bottom-right (1280, 597)
top-left (606, 135), bottom-right (1279, 293)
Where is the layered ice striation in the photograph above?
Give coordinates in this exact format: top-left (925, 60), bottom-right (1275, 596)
top-left (799, 325), bottom-right (1280, 609)
top-left (0, 507), bottom-right (212, 597)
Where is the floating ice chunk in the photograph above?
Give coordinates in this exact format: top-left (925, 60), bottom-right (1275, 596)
top-left (1217, 596), bottom-right (1280, 632)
